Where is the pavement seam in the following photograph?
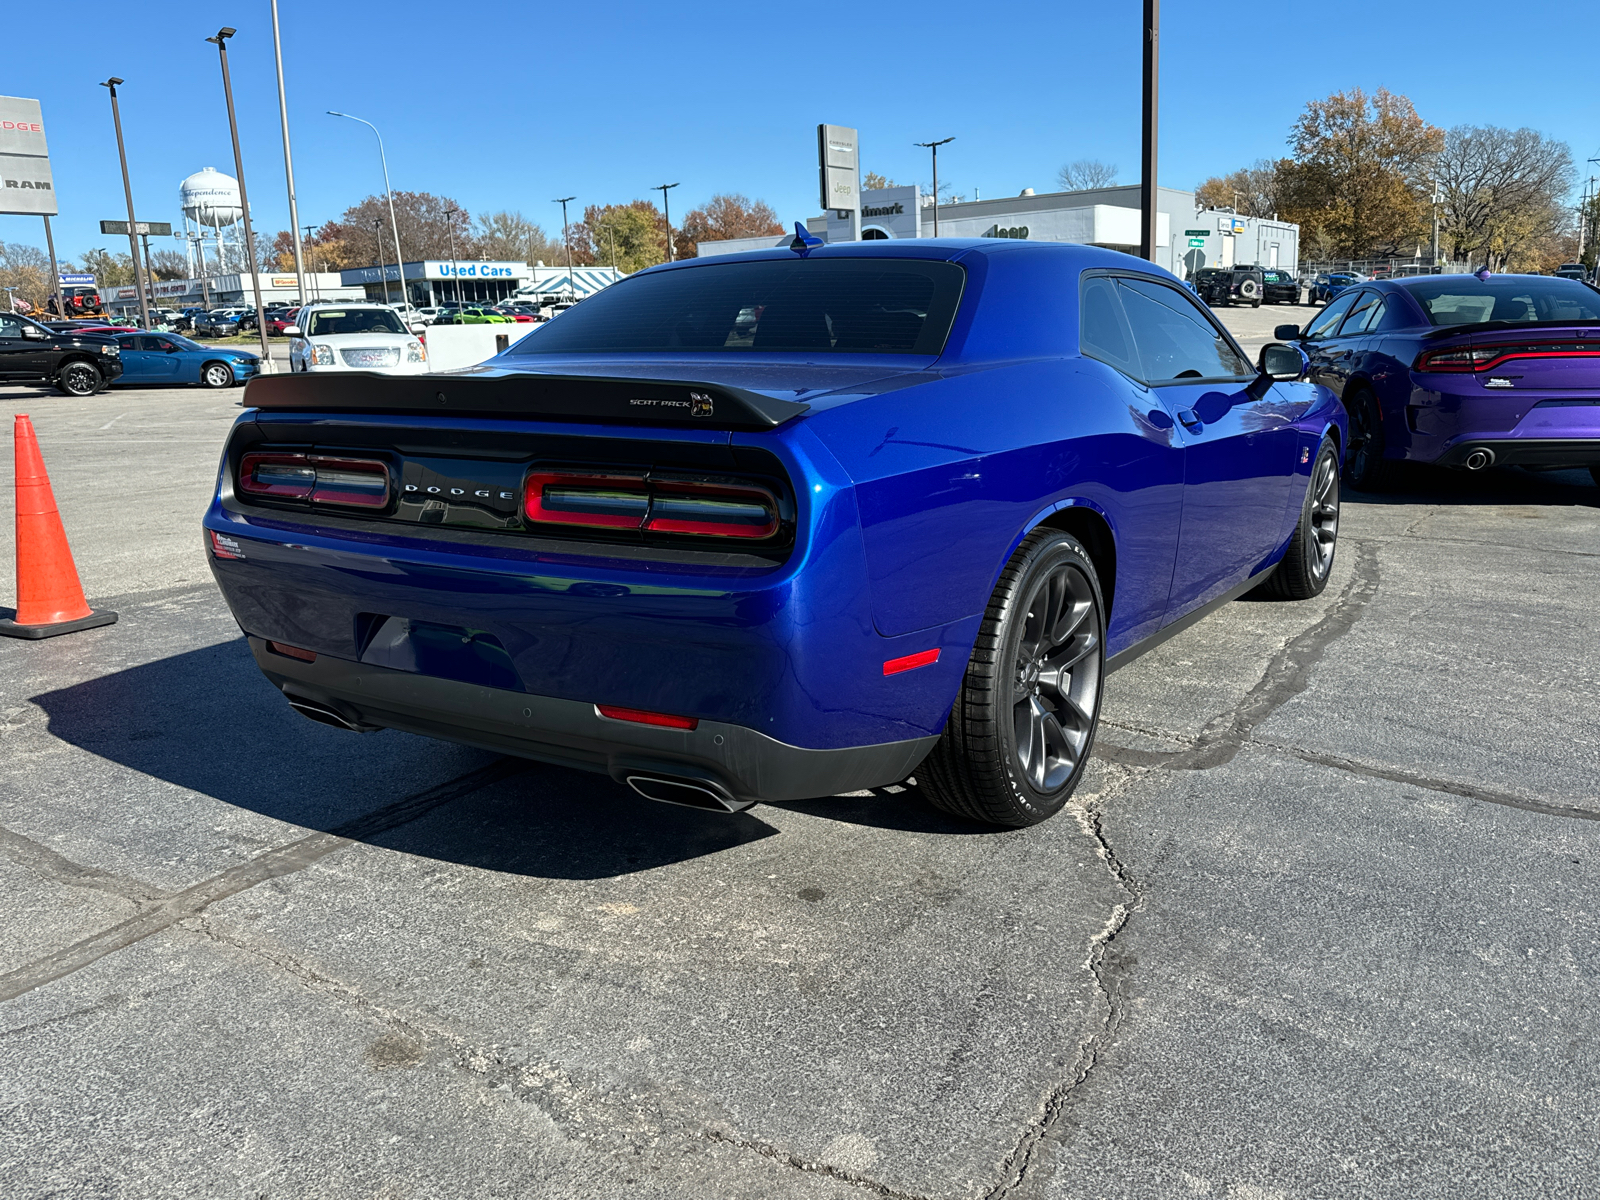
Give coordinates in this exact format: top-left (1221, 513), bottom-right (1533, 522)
top-left (982, 768), bottom-right (1144, 1200)
top-left (695, 1128), bottom-right (935, 1200)
top-left (1092, 540), bottom-right (1381, 773)
top-left (1251, 737), bottom-right (1600, 822)
top-left (0, 824), bottom-right (166, 905)
top-left (0, 759), bottom-right (526, 1004)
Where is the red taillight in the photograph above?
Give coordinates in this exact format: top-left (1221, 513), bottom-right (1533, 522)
top-left (523, 469), bottom-right (779, 540)
top-left (267, 641), bottom-right (316, 662)
top-left (883, 648), bottom-right (940, 675)
top-left (1415, 342), bottom-right (1600, 373)
top-left (238, 452), bottom-right (391, 508)
top-left (595, 703), bottom-right (698, 730)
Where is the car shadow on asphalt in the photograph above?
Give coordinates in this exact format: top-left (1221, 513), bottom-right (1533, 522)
top-left (27, 638), bottom-right (789, 880)
top-left (1345, 463), bottom-right (1599, 506)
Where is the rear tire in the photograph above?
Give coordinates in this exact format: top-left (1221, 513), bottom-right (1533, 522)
top-left (56, 360), bottom-right (103, 397)
top-left (1343, 386), bottom-right (1387, 490)
top-left (918, 530), bottom-right (1105, 828)
top-left (1259, 439), bottom-right (1340, 600)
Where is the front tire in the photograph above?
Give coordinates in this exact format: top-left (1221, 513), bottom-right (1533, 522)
top-left (1343, 387), bottom-right (1387, 490)
top-left (1259, 439), bottom-right (1340, 600)
top-left (201, 362), bottom-right (235, 389)
top-left (919, 530), bottom-right (1106, 827)
top-left (56, 360), bottom-right (103, 397)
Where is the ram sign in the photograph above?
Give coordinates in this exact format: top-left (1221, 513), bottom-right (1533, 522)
top-left (0, 95), bottom-right (57, 216)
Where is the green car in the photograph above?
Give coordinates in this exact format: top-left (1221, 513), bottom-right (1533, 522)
top-left (440, 306), bottom-right (511, 325)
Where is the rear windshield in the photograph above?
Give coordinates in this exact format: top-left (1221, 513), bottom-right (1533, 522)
top-left (510, 257), bottom-right (966, 356)
top-left (305, 308), bottom-right (407, 336)
top-left (1402, 276), bottom-right (1600, 326)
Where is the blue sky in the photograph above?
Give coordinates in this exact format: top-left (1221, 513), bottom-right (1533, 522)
top-left (4, 0), bottom-right (1597, 264)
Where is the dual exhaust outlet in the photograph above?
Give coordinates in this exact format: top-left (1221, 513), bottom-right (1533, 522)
top-left (283, 690), bottom-right (753, 814)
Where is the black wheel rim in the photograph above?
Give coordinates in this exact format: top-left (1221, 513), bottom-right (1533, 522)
top-left (1308, 450), bottom-right (1339, 579)
top-left (63, 365), bottom-right (95, 395)
top-left (1012, 564), bottom-right (1101, 793)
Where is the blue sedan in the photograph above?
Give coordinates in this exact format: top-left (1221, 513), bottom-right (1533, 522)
top-left (204, 238), bottom-right (1345, 827)
top-left (113, 333), bottom-right (260, 388)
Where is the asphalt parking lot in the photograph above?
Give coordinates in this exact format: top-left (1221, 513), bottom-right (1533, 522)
top-left (2, 322), bottom-right (1598, 1198)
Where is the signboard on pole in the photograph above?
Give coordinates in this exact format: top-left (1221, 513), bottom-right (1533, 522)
top-left (817, 124), bottom-right (859, 215)
top-left (0, 95), bottom-right (58, 216)
top-left (100, 219), bottom-right (173, 236)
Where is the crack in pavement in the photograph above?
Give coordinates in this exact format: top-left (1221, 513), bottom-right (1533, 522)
top-left (0, 759), bottom-right (528, 1004)
top-left (983, 771), bottom-right (1143, 1200)
top-left (1093, 541), bottom-right (1381, 773)
top-left (0, 824), bottom-right (164, 905)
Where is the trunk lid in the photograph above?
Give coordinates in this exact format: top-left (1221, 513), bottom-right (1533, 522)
top-left (1421, 325), bottom-right (1600, 391)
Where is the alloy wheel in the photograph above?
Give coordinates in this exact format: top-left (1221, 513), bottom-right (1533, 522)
top-left (60, 363), bottom-right (99, 396)
top-left (204, 364), bottom-right (233, 388)
top-left (1011, 564), bottom-right (1101, 793)
top-left (1308, 450), bottom-right (1339, 580)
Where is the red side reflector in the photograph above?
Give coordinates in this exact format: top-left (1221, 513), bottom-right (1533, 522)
top-left (883, 648), bottom-right (940, 676)
top-left (595, 703), bottom-right (698, 730)
top-left (267, 641), bottom-right (317, 662)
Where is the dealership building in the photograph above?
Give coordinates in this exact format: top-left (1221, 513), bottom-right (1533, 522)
top-left (338, 261), bottom-right (623, 306)
top-left (698, 183), bottom-right (1298, 277)
top-left (107, 272), bottom-right (364, 315)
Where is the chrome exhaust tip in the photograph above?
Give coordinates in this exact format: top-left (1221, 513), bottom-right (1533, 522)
top-left (625, 773), bottom-right (754, 814)
top-left (285, 694), bottom-right (381, 733)
top-left (1463, 448), bottom-right (1494, 471)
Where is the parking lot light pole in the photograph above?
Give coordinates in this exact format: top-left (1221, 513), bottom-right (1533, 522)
top-left (1139, 0), bottom-right (1159, 263)
top-left (99, 78), bottom-right (153, 332)
top-left (373, 219), bottom-right (393, 304)
top-left (445, 205), bottom-right (464, 308)
top-left (554, 197), bottom-right (576, 300)
top-left (914, 138), bottom-right (954, 236)
top-left (653, 182), bottom-right (678, 262)
top-left (269, 0), bottom-right (307, 307)
top-left (301, 225), bottom-right (319, 298)
top-left (329, 112), bottom-right (406, 311)
top-left (206, 30), bottom-right (274, 368)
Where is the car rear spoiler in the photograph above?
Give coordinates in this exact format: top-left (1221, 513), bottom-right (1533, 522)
top-left (1419, 318), bottom-right (1600, 340)
top-left (241, 369), bottom-right (811, 431)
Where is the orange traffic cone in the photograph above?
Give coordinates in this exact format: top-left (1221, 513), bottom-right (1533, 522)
top-left (0, 415), bottom-right (117, 639)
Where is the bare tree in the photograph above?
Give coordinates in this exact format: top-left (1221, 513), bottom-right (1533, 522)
top-left (474, 211), bottom-right (560, 263)
top-left (1195, 159), bottom-right (1282, 217)
top-left (1436, 125), bottom-right (1575, 270)
top-left (1057, 159), bottom-right (1118, 191)
top-left (148, 249), bottom-right (189, 280)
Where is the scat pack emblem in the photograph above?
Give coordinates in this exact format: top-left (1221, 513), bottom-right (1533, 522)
top-left (626, 392), bottom-right (715, 417)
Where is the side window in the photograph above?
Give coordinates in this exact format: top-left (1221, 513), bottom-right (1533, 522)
top-left (1303, 291), bottom-right (1359, 340)
top-left (118, 335), bottom-right (139, 351)
top-left (1078, 275), bottom-right (1139, 378)
top-left (0, 314), bottom-right (23, 338)
top-left (1117, 277), bottom-right (1254, 382)
top-left (152, 338), bottom-right (176, 352)
top-left (1373, 296), bottom-right (1413, 331)
top-left (1338, 291), bottom-right (1382, 335)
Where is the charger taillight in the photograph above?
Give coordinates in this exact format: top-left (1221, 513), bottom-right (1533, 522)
top-left (1414, 342), bottom-right (1600, 373)
top-left (523, 469), bottom-right (779, 540)
top-left (238, 452), bottom-right (391, 509)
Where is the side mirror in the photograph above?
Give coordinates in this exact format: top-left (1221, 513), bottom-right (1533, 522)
top-left (283, 326), bottom-right (302, 338)
top-left (1259, 342), bottom-right (1310, 381)
top-left (1273, 323), bottom-right (1302, 340)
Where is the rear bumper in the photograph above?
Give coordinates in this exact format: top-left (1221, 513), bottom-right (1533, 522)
top-left (250, 636), bottom-right (937, 803)
top-left (1435, 437), bottom-right (1600, 469)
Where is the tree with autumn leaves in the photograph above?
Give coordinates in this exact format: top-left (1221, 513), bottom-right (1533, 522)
top-left (1197, 87), bottom-right (1580, 270)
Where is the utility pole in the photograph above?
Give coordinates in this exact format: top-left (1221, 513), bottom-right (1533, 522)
top-left (914, 138), bottom-right (954, 236)
top-left (554, 196), bottom-right (575, 300)
top-left (653, 182), bottom-right (679, 262)
top-left (99, 78), bottom-right (153, 331)
top-left (329, 112), bottom-right (406, 310)
top-left (270, 0), bottom-right (307, 307)
top-left (445, 205), bottom-right (464, 308)
top-left (374, 219), bottom-right (391, 303)
top-left (1139, 0), bottom-right (1160, 263)
top-left (41, 215), bottom-right (62, 316)
top-left (207, 29), bottom-right (273, 368)
top-left (301, 225), bottom-right (319, 299)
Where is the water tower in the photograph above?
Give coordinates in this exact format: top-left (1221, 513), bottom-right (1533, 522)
top-left (180, 167), bottom-right (246, 276)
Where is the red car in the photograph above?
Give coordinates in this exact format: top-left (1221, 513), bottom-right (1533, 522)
top-left (490, 305), bottom-right (539, 323)
top-left (267, 308), bottom-right (300, 336)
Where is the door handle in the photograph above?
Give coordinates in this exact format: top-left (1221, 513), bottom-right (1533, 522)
top-left (1176, 408), bottom-right (1203, 430)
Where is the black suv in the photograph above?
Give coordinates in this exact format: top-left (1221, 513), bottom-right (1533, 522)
top-left (1259, 268), bottom-right (1300, 304)
top-left (0, 312), bottom-right (124, 395)
top-left (1190, 265), bottom-right (1266, 307)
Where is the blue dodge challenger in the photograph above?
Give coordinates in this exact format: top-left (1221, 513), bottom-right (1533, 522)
top-left (204, 238), bottom-right (1346, 827)
top-left (113, 332), bottom-right (260, 388)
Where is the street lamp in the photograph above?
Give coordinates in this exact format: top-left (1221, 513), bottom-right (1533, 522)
top-left (329, 111), bottom-right (407, 309)
top-left (373, 219), bottom-right (393, 304)
top-left (269, 0), bottom-right (306, 307)
top-left (914, 138), bottom-right (954, 236)
top-left (98, 77), bottom-right (153, 331)
top-left (553, 196), bottom-right (576, 300)
top-left (653, 182), bottom-right (679, 262)
top-left (206, 29), bottom-right (273, 368)
top-left (444, 205), bottom-right (464, 308)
